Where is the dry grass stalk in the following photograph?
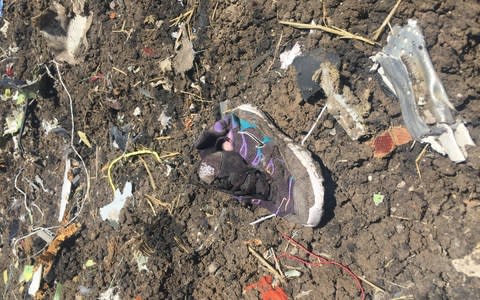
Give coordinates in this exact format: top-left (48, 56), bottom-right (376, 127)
top-left (372, 0), bottom-right (402, 41)
top-left (279, 20), bottom-right (376, 45)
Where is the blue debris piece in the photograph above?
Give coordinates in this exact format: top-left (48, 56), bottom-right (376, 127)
top-left (0, 0), bottom-right (3, 18)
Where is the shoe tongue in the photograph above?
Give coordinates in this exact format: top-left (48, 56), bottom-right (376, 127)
top-left (198, 151), bottom-right (271, 200)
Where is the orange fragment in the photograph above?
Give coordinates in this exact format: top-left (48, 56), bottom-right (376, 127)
top-left (390, 126), bottom-right (412, 146)
top-left (245, 275), bottom-right (288, 300)
top-left (109, 11), bottom-right (117, 19)
top-left (373, 131), bottom-right (394, 158)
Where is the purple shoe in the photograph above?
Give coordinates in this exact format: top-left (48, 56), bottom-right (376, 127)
top-left (196, 104), bottom-right (324, 227)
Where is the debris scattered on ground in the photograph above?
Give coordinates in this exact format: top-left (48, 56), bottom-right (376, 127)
top-left (100, 181), bottom-right (133, 223)
top-left (37, 223), bottom-right (81, 278)
top-left (244, 275), bottom-right (288, 300)
top-left (27, 264), bottom-right (42, 296)
top-left (158, 107), bottom-right (172, 134)
top-left (58, 158), bottom-right (72, 222)
top-left (83, 259), bottom-right (96, 269)
top-left (53, 282), bottom-right (63, 300)
top-left (78, 131), bottom-right (93, 148)
top-left (318, 59), bottom-right (369, 140)
top-left (99, 287), bottom-right (121, 300)
top-left (280, 42), bottom-right (302, 69)
top-left (20, 265), bottom-right (34, 283)
top-left (371, 19), bottom-right (475, 162)
top-left (279, 20), bottom-right (376, 45)
top-left (281, 233), bottom-right (365, 300)
top-left (41, 118), bottom-right (59, 134)
top-left (110, 125), bottom-right (131, 151)
top-left (371, 126), bottom-right (412, 158)
top-left (173, 24), bottom-right (194, 74)
top-left (452, 243), bottom-right (480, 278)
top-left (35, 1), bottom-right (93, 64)
top-left (373, 193), bottom-right (385, 206)
top-left (134, 251), bottom-right (150, 272)
top-left (284, 269), bottom-right (302, 278)
top-left (292, 48), bottom-right (336, 102)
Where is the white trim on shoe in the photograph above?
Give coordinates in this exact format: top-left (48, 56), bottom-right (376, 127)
top-left (234, 104), bottom-right (325, 227)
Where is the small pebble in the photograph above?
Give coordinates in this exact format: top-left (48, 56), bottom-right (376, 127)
top-left (396, 181), bottom-right (406, 189)
top-left (324, 119), bottom-right (334, 129)
top-left (208, 262), bottom-right (219, 274)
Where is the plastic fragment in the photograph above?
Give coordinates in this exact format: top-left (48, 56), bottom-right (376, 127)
top-left (373, 193), bottom-right (384, 206)
top-left (28, 265), bottom-right (42, 296)
top-left (372, 127), bottom-right (412, 158)
top-left (58, 158), bottom-right (72, 222)
top-left (100, 181), bottom-right (133, 223)
top-left (99, 287), bottom-right (121, 300)
top-left (371, 19), bottom-right (475, 162)
top-left (244, 275), bottom-right (288, 300)
top-left (280, 42), bottom-right (302, 69)
top-left (284, 269), bottom-right (302, 278)
top-left (3, 269), bottom-right (7, 284)
top-left (134, 253), bottom-right (150, 272)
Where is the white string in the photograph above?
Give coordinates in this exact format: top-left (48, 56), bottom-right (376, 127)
top-left (249, 213), bottom-right (276, 225)
top-left (301, 105), bottom-right (328, 146)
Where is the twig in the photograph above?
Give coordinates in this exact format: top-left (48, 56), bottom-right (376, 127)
top-left (266, 32), bottom-right (283, 73)
top-left (415, 144), bottom-right (429, 179)
top-left (372, 0), bottom-right (402, 41)
top-left (301, 105), bottom-right (328, 146)
top-left (112, 66), bottom-right (127, 76)
top-left (279, 20), bottom-right (377, 45)
top-left (210, 1), bottom-right (219, 22)
top-left (139, 157), bottom-right (156, 191)
top-left (112, 21), bottom-right (134, 42)
top-left (145, 194), bottom-right (172, 215)
top-left (270, 248), bottom-right (285, 278)
top-left (247, 246), bottom-right (286, 284)
top-left (358, 276), bottom-right (386, 294)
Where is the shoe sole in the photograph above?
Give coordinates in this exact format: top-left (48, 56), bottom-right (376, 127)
top-left (232, 104), bottom-right (325, 227)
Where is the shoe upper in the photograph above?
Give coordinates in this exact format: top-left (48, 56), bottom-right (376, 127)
top-left (196, 104), bottom-right (325, 227)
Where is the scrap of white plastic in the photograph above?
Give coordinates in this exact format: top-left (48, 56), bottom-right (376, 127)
top-left (100, 181), bottom-right (133, 222)
top-left (280, 42), bottom-right (302, 69)
top-left (98, 287), bottom-right (121, 300)
top-left (28, 265), bottom-right (42, 296)
top-left (58, 158), bottom-right (72, 222)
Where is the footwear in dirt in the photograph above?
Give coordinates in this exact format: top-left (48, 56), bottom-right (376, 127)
top-left (196, 104), bottom-right (325, 227)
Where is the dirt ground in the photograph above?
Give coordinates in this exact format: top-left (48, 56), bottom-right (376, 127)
top-left (1, 0), bottom-right (479, 299)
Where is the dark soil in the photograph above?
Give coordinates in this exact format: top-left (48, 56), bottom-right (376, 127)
top-left (1, 0), bottom-right (479, 299)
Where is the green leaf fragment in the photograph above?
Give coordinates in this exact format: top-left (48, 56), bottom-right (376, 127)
top-left (21, 265), bottom-right (34, 282)
top-left (373, 193), bottom-right (385, 206)
top-left (53, 282), bottom-right (63, 300)
top-left (83, 259), bottom-right (96, 268)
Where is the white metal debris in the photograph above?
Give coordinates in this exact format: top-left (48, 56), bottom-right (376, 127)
top-left (371, 19), bottom-right (475, 162)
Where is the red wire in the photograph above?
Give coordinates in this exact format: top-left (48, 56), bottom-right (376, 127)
top-left (280, 232), bottom-right (366, 300)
